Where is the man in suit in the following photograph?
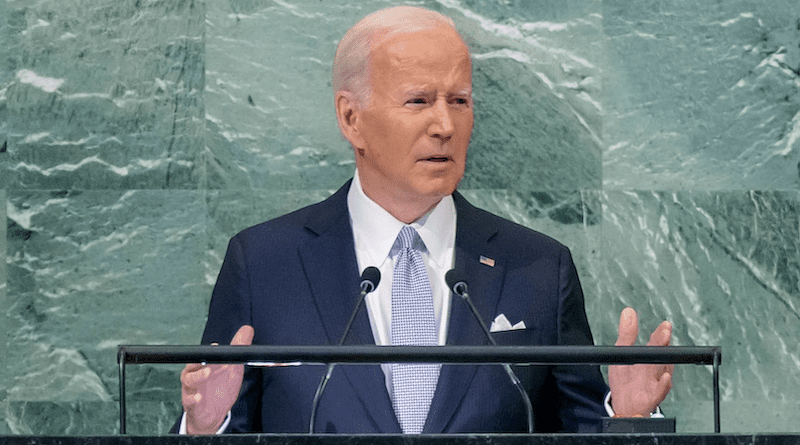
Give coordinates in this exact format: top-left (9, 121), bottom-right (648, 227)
top-left (179, 6), bottom-right (673, 435)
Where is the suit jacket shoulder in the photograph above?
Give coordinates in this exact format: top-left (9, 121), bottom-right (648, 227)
top-left (452, 191), bottom-right (571, 261)
top-left (232, 181), bottom-right (352, 255)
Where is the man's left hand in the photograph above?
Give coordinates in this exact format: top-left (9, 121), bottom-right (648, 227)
top-left (608, 307), bottom-right (674, 417)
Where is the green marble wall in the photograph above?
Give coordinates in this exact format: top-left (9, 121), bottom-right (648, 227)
top-left (1, 0), bottom-right (798, 435)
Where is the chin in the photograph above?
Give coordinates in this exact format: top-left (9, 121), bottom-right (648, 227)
top-left (413, 179), bottom-right (460, 200)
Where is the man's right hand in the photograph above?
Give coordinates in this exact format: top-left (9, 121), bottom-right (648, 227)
top-left (181, 325), bottom-right (254, 434)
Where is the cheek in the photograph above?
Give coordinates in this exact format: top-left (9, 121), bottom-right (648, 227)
top-left (454, 115), bottom-right (474, 148)
top-left (369, 113), bottom-right (416, 144)
top-left (455, 110), bottom-right (473, 131)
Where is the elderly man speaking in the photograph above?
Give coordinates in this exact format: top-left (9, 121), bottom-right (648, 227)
top-left (177, 6), bottom-right (673, 435)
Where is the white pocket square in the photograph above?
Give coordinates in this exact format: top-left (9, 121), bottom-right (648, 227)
top-left (489, 314), bottom-right (526, 332)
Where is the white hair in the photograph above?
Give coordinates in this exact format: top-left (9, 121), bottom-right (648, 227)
top-left (332, 6), bottom-right (463, 109)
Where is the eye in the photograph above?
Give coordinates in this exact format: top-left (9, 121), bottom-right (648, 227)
top-left (450, 96), bottom-right (471, 107)
top-left (406, 97), bottom-right (428, 105)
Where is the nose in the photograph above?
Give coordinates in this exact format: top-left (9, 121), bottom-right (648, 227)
top-left (427, 99), bottom-right (455, 141)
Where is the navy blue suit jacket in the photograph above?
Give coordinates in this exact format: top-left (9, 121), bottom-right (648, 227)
top-left (198, 180), bottom-right (608, 434)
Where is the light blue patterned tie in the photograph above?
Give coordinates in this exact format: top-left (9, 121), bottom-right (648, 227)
top-left (390, 226), bottom-right (440, 434)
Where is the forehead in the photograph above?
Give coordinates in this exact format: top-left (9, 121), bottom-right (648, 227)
top-left (370, 28), bottom-right (472, 88)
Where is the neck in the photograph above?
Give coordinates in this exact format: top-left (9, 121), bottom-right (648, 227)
top-left (364, 188), bottom-right (441, 224)
top-left (356, 172), bottom-right (443, 224)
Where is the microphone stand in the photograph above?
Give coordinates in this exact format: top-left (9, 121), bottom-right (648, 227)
top-left (446, 270), bottom-right (535, 434)
top-left (309, 267), bottom-right (380, 434)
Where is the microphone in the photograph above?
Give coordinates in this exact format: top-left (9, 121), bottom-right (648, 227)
top-left (445, 269), bottom-right (535, 433)
top-left (309, 266), bottom-right (381, 433)
top-left (357, 266), bottom-right (381, 299)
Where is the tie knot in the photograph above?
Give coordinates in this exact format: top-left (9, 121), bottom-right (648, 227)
top-left (396, 226), bottom-right (419, 250)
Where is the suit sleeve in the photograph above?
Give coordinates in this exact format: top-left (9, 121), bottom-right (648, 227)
top-left (550, 245), bottom-right (609, 432)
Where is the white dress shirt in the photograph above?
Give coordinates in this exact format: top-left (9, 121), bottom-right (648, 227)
top-left (347, 171), bottom-right (456, 395)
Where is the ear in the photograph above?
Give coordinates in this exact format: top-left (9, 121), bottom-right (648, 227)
top-left (334, 91), bottom-right (367, 149)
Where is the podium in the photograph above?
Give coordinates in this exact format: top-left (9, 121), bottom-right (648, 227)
top-left (4, 434), bottom-right (800, 445)
top-left (117, 344), bottom-right (722, 434)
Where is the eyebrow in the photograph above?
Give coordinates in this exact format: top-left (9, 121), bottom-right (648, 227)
top-left (399, 87), bottom-right (472, 97)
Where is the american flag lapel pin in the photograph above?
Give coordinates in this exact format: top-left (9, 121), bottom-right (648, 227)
top-left (479, 255), bottom-right (495, 267)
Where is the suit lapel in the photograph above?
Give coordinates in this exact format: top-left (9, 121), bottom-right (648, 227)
top-left (298, 181), bottom-right (401, 433)
top-left (423, 192), bottom-right (507, 433)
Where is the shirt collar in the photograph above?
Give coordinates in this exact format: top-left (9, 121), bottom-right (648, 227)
top-left (347, 170), bottom-right (456, 269)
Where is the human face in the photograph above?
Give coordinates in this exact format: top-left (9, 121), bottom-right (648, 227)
top-left (351, 27), bottom-right (473, 222)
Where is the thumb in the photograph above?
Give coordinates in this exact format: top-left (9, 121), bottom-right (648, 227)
top-left (615, 307), bottom-right (639, 346)
top-left (231, 325), bottom-right (254, 346)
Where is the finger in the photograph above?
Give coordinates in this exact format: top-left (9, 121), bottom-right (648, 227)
top-left (647, 320), bottom-right (672, 347)
top-left (615, 307), bottom-right (639, 346)
top-left (646, 363), bottom-right (670, 381)
top-left (181, 365), bottom-right (212, 387)
top-left (231, 325), bottom-right (255, 346)
top-left (182, 363), bottom-right (205, 380)
top-left (182, 389), bottom-right (202, 410)
top-left (184, 362), bottom-right (205, 372)
top-left (655, 371), bottom-right (673, 400)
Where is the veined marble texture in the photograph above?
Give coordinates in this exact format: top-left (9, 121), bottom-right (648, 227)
top-left (4, 190), bottom-right (210, 434)
top-left (593, 191), bottom-right (800, 432)
top-left (2, 188), bottom-right (335, 435)
top-left (1, 190), bottom-right (7, 434)
top-left (1, 0), bottom-right (800, 436)
top-left (603, 0), bottom-right (800, 189)
top-left (0, 0), bottom-right (205, 190)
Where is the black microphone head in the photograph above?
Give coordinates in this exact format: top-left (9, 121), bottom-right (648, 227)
top-left (360, 266), bottom-right (381, 294)
top-left (445, 269), bottom-right (468, 297)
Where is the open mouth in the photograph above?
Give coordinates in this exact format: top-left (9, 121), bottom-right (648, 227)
top-left (422, 156), bottom-right (451, 162)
